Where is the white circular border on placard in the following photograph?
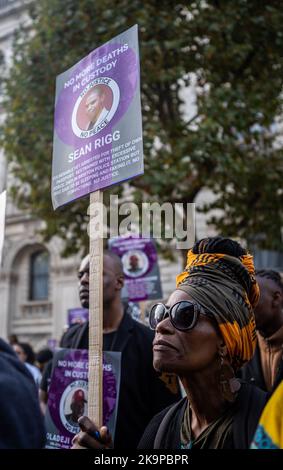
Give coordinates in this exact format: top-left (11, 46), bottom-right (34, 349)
top-left (71, 77), bottom-right (120, 139)
top-left (122, 250), bottom-right (149, 278)
top-left (59, 380), bottom-right (88, 434)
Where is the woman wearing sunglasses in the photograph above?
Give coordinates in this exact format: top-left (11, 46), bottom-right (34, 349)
top-left (72, 237), bottom-right (268, 449)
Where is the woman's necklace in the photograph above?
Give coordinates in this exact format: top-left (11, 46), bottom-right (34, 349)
top-left (180, 403), bottom-right (194, 449)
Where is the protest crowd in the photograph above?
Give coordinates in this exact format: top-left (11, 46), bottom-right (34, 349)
top-left (0, 237), bottom-right (282, 450)
top-left (0, 1), bottom-right (283, 457)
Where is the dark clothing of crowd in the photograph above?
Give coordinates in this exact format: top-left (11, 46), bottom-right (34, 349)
top-left (0, 338), bottom-right (45, 448)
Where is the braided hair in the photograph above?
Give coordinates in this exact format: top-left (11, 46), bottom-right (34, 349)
top-left (177, 236), bottom-right (258, 369)
top-left (256, 269), bottom-right (283, 294)
top-left (192, 237), bottom-right (247, 258)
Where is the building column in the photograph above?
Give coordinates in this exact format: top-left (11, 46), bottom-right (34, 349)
top-left (0, 271), bottom-right (10, 340)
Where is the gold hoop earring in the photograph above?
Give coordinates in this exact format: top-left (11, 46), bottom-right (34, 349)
top-left (219, 352), bottom-right (240, 402)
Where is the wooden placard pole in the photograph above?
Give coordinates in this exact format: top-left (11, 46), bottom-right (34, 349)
top-left (140, 301), bottom-right (146, 324)
top-left (88, 190), bottom-right (103, 426)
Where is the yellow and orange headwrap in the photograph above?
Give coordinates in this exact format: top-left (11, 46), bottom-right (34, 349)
top-left (176, 250), bottom-right (260, 371)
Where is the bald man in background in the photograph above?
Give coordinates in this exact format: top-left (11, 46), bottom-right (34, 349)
top-left (43, 251), bottom-right (180, 449)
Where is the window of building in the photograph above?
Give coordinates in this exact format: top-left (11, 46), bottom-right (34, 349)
top-left (0, 0), bottom-right (16, 11)
top-left (253, 249), bottom-right (283, 270)
top-left (29, 250), bottom-right (49, 301)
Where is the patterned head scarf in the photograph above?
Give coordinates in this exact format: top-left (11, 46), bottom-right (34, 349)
top-left (176, 249), bottom-right (259, 371)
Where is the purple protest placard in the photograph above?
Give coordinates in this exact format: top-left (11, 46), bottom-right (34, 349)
top-left (47, 339), bottom-right (58, 351)
top-left (45, 349), bottom-right (121, 449)
top-left (52, 25), bottom-right (143, 209)
top-left (67, 308), bottom-right (89, 326)
top-left (109, 236), bottom-right (163, 302)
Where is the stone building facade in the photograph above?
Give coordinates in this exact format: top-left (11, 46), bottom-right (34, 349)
top-left (0, 1), bottom-right (82, 349)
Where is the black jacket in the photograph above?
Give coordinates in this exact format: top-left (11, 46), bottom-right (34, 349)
top-left (0, 338), bottom-right (46, 448)
top-left (138, 382), bottom-right (267, 449)
top-left (238, 343), bottom-right (283, 393)
top-left (62, 312), bottom-right (181, 449)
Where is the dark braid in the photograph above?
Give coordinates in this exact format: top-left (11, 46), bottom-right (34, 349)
top-left (256, 269), bottom-right (283, 293)
top-left (192, 237), bottom-right (247, 258)
top-left (191, 237), bottom-right (252, 306)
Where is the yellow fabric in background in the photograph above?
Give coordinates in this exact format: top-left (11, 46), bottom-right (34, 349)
top-left (251, 381), bottom-right (283, 449)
